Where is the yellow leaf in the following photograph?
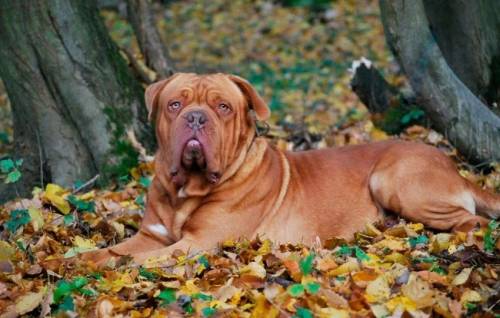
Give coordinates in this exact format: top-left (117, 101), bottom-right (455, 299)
top-left (240, 261), bottom-right (267, 279)
top-left (100, 273), bottom-right (134, 293)
top-left (79, 190), bottom-right (95, 200)
top-left (15, 288), bottom-right (46, 315)
top-left (0, 241), bottom-right (15, 261)
top-left (430, 233), bottom-right (452, 253)
top-left (370, 127), bottom-right (389, 141)
top-left (73, 235), bottom-right (96, 249)
top-left (370, 304), bottom-right (390, 318)
top-left (64, 235), bottom-right (97, 258)
top-left (385, 296), bottom-right (417, 313)
top-left (401, 273), bottom-right (435, 309)
top-left (180, 279), bottom-right (200, 294)
top-left (328, 260), bottom-right (359, 276)
top-left (28, 208), bottom-right (44, 231)
top-left (317, 307), bottom-right (350, 318)
top-left (383, 252), bottom-right (408, 264)
top-left (452, 268), bottom-right (472, 286)
top-left (43, 183), bottom-right (70, 214)
top-left (460, 290), bottom-right (482, 305)
top-left (374, 238), bottom-right (407, 251)
top-left (250, 294), bottom-right (279, 318)
top-left (111, 221), bottom-right (125, 239)
top-left (407, 223), bottom-right (424, 232)
top-left (365, 223), bottom-right (382, 236)
top-left (257, 239), bottom-right (272, 255)
top-left (365, 275), bottom-right (391, 303)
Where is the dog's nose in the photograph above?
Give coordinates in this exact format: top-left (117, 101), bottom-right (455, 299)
top-left (185, 111), bottom-right (207, 130)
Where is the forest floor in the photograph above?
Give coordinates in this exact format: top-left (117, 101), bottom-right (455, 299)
top-left (0, 1), bottom-right (499, 317)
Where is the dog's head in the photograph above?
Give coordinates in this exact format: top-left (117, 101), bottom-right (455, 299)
top-left (145, 73), bottom-right (270, 188)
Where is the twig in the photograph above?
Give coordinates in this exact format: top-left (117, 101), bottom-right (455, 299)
top-left (120, 48), bottom-right (156, 84)
top-left (72, 174), bottom-right (100, 194)
top-left (127, 129), bottom-right (154, 162)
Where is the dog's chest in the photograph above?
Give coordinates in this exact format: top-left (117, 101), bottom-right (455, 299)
top-left (171, 196), bottom-right (203, 240)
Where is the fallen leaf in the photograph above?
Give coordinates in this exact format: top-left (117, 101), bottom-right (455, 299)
top-left (43, 183), bottom-right (70, 214)
top-left (15, 288), bottom-right (46, 315)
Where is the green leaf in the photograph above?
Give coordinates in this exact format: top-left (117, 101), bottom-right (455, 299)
top-left (58, 295), bottom-right (75, 312)
top-left (90, 272), bottom-right (103, 280)
top-left (79, 288), bottom-right (96, 297)
top-left (15, 159), bottom-right (23, 167)
top-left (401, 108), bottom-right (425, 125)
top-left (139, 176), bottom-right (151, 188)
top-left (299, 253), bottom-right (315, 275)
top-left (157, 288), bottom-right (176, 305)
top-left (354, 246), bottom-right (370, 262)
top-left (63, 214), bottom-right (75, 226)
top-left (409, 235), bottom-right (429, 248)
top-left (67, 195), bottom-right (95, 213)
top-left (336, 275), bottom-right (346, 282)
top-left (413, 256), bottom-right (437, 264)
top-left (0, 131), bottom-right (9, 144)
top-left (53, 277), bottom-right (89, 304)
top-left (192, 293), bottom-right (213, 301)
top-left (0, 159), bottom-right (14, 173)
top-left (135, 193), bottom-right (145, 207)
top-left (337, 244), bottom-right (352, 256)
top-left (198, 255), bottom-right (210, 268)
top-left (53, 280), bottom-right (73, 303)
top-left (16, 240), bottom-right (27, 251)
top-left (6, 170), bottom-right (21, 183)
top-left (202, 307), bottom-right (216, 317)
top-left (184, 302), bottom-right (194, 314)
top-left (5, 209), bottom-right (31, 233)
top-left (294, 307), bottom-right (313, 318)
top-left (139, 267), bottom-right (157, 280)
top-left (304, 281), bottom-right (320, 294)
top-left (72, 277), bottom-right (88, 289)
top-left (484, 220), bottom-right (498, 253)
top-left (287, 283), bottom-right (305, 297)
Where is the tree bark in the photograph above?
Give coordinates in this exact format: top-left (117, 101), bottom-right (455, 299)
top-left (0, 0), bottom-right (153, 202)
top-left (380, 0), bottom-right (500, 163)
top-left (423, 0), bottom-right (500, 110)
top-left (126, 0), bottom-right (174, 79)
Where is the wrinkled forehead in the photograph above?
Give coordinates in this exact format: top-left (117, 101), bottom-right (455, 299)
top-left (158, 74), bottom-right (245, 105)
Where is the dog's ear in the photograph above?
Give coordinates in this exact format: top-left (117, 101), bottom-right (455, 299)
top-left (228, 75), bottom-right (270, 121)
top-left (145, 73), bottom-right (180, 121)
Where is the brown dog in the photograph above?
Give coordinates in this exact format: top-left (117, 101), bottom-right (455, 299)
top-left (83, 73), bottom-right (500, 266)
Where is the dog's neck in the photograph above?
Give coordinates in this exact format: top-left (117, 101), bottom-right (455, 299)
top-left (168, 134), bottom-right (268, 241)
top-left (165, 126), bottom-right (259, 199)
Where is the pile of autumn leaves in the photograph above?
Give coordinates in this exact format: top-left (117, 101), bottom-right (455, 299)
top-left (0, 165), bottom-right (499, 317)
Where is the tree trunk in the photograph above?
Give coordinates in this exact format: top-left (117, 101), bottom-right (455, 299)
top-left (423, 0), bottom-right (500, 110)
top-left (126, 0), bottom-right (174, 79)
top-left (0, 0), bottom-right (153, 202)
top-left (380, 0), bottom-right (500, 163)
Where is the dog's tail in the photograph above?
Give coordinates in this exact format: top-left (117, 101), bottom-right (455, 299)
top-left (468, 182), bottom-right (500, 219)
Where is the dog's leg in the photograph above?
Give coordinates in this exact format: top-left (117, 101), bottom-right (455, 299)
top-left (369, 156), bottom-right (497, 232)
top-left (80, 230), bottom-right (166, 266)
top-left (81, 178), bottom-right (177, 266)
top-left (468, 181), bottom-right (500, 219)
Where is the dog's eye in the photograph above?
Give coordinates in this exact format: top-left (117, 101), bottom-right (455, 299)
top-left (169, 101), bottom-right (182, 111)
top-left (218, 103), bottom-right (231, 114)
